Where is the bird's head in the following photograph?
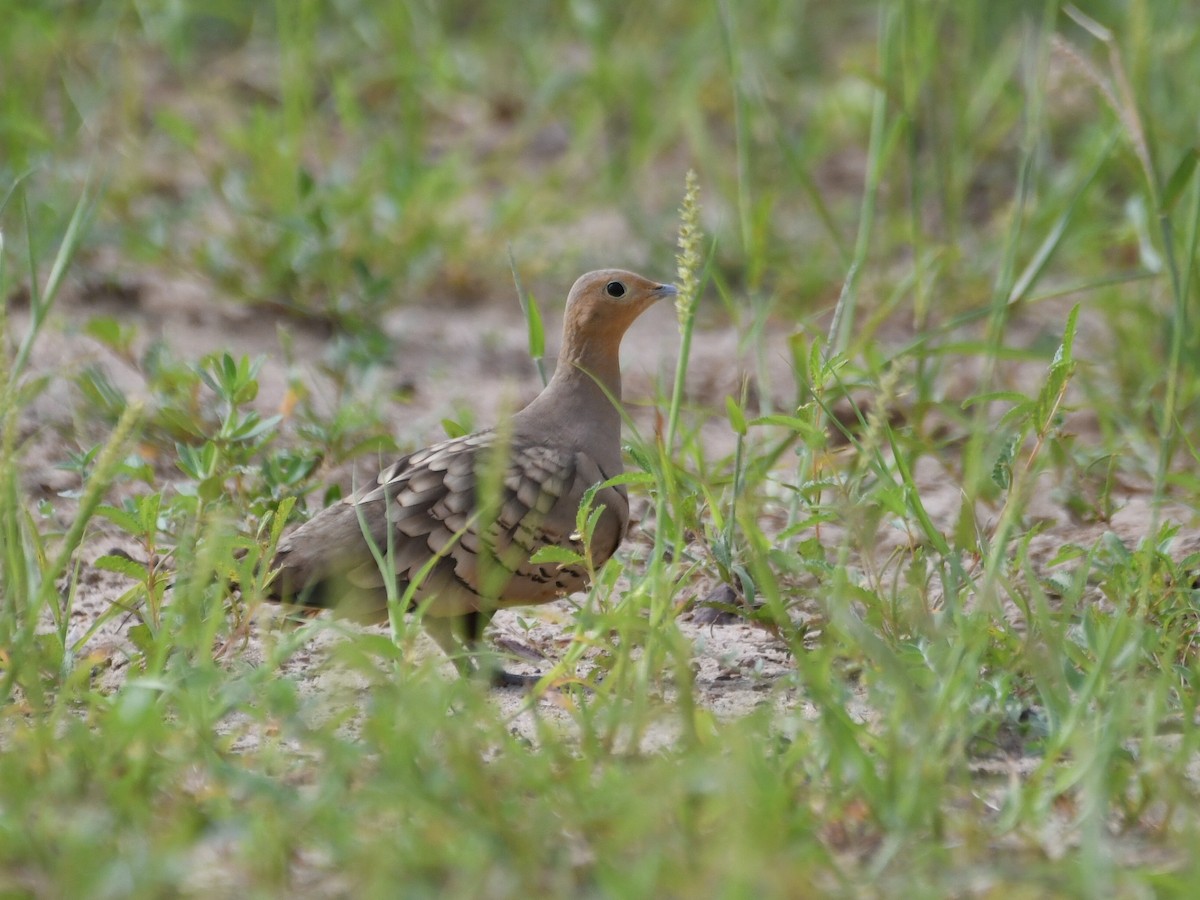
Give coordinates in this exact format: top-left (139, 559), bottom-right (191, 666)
top-left (561, 269), bottom-right (677, 350)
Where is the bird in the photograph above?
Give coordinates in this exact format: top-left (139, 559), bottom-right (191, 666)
top-left (265, 269), bottom-right (677, 685)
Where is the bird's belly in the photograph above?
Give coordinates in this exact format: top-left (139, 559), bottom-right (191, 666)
top-left (417, 565), bottom-right (589, 618)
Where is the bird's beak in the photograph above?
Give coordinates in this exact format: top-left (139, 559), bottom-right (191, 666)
top-left (655, 283), bottom-right (679, 298)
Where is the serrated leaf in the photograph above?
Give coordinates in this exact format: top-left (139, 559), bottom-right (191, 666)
top-left (712, 535), bottom-right (732, 569)
top-left (96, 504), bottom-right (140, 534)
top-left (1100, 531), bottom-right (1133, 562)
top-left (127, 623), bottom-right (156, 656)
top-left (601, 469), bottom-right (656, 489)
top-left (795, 537), bottom-right (827, 562)
top-left (992, 435), bottom-right (1019, 490)
top-left (133, 492), bottom-right (162, 533)
top-left (625, 443), bottom-right (655, 473)
top-left (530, 545), bottom-right (585, 565)
top-left (93, 553), bottom-right (149, 581)
top-left (808, 338), bottom-right (823, 382)
top-left (992, 463), bottom-right (1011, 491)
top-left (580, 504), bottom-right (606, 545)
top-left (1042, 571), bottom-right (1075, 597)
top-left (1054, 304), bottom-right (1080, 367)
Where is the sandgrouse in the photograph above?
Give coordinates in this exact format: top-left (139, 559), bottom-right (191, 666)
top-left (266, 269), bottom-right (676, 685)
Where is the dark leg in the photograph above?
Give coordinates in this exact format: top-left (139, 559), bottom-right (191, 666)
top-left (420, 615), bottom-right (476, 678)
top-left (489, 668), bottom-right (543, 689)
top-left (422, 611), bottom-right (542, 688)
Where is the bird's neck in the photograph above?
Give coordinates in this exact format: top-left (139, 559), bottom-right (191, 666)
top-left (554, 338), bottom-right (622, 401)
top-left (555, 360), bottom-right (622, 420)
top-left (512, 350), bottom-right (624, 464)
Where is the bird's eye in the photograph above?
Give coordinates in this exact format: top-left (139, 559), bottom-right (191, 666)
top-left (605, 281), bottom-right (626, 298)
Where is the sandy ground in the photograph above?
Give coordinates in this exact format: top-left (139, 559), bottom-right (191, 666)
top-left (11, 267), bottom-right (1200, 744)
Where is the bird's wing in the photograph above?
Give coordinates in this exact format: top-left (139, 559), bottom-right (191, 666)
top-left (270, 432), bottom-right (628, 619)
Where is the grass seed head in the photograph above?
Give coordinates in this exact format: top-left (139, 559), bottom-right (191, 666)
top-left (674, 169), bottom-right (702, 329)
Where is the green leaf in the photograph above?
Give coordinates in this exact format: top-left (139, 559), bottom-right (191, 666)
top-left (524, 291), bottom-right (545, 358)
top-left (1046, 544), bottom-right (1087, 567)
top-left (198, 475), bottom-right (226, 503)
top-left (1053, 304), bottom-right (1080, 368)
top-left (133, 492), bottom-right (162, 534)
top-left (996, 401), bottom-right (1035, 429)
top-left (96, 504), bottom-right (140, 534)
top-left (601, 470), bottom-right (656, 489)
top-left (991, 434), bottom-right (1020, 490)
top-left (76, 365), bottom-right (127, 416)
top-left (158, 407), bottom-right (206, 439)
top-left (732, 565), bottom-right (756, 605)
top-left (441, 418), bottom-right (469, 439)
top-left (84, 316), bottom-right (133, 351)
top-left (574, 481), bottom-right (608, 542)
top-left (1126, 194), bottom-right (1163, 273)
top-left (1007, 137), bottom-right (1114, 306)
top-left (624, 443), bottom-right (656, 474)
top-left (333, 633), bottom-right (405, 664)
top-left (808, 337), bottom-right (824, 383)
top-left (94, 553), bottom-right (149, 581)
top-left (725, 395), bottom-right (747, 436)
top-left (530, 545), bottom-right (585, 565)
top-left (177, 442), bottom-right (218, 480)
top-left (961, 391), bottom-right (1030, 410)
top-left (127, 623), bottom-right (156, 656)
top-left (1161, 147), bottom-right (1199, 213)
top-left (154, 107), bottom-right (200, 148)
top-left (711, 534), bottom-right (732, 570)
top-left (231, 413), bottom-right (282, 442)
top-left (746, 414), bottom-right (824, 444)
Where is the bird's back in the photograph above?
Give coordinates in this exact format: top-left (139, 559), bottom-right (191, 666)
top-left (267, 430), bottom-right (629, 622)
